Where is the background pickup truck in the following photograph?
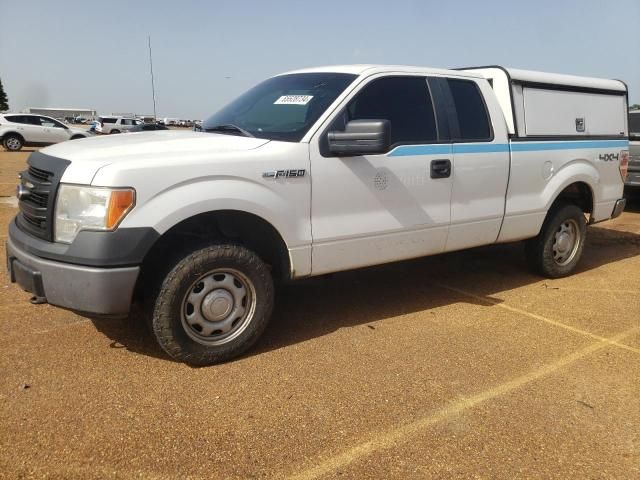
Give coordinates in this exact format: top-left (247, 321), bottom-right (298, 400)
top-left (7, 64), bottom-right (630, 365)
top-left (627, 110), bottom-right (640, 187)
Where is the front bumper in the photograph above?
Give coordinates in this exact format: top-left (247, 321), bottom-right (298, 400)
top-left (6, 236), bottom-right (139, 316)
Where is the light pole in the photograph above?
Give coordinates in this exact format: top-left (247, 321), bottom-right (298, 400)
top-left (148, 35), bottom-right (157, 121)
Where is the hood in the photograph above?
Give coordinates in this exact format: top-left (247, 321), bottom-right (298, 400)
top-left (42, 130), bottom-right (271, 184)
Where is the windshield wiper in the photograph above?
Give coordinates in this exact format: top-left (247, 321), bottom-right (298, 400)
top-left (204, 124), bottom-right (254, 138)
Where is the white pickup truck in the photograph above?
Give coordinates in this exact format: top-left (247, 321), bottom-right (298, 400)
top-left (7, 65), bottom-right (630, 365)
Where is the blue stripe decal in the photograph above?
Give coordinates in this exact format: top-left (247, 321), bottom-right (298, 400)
top-left (453, 143), bottom-right (510, 154)
top-left (388, 144), bottom-right (452, 156)
top-left (388, 139), bottom-right (628, 157)
top-left (510, 140), bottom-right (628, 152)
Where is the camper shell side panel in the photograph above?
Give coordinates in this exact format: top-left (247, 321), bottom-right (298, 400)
top-left (462, 66), bottom-right (629, 139)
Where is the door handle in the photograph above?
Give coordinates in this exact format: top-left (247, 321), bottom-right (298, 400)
top-left (430, 159), bottom-right (451, 179)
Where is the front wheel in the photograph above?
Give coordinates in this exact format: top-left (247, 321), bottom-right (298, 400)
top-left (150, 244), bottom-right (274, 365)
top-left (525, 203), bottom-right (587, 278)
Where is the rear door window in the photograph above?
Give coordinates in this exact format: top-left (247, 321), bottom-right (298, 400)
top-left (24, 116), bottom-right (43, 126)
top-left (446, 79), bottom-right (492, 141)
top-left (630, 112), bottom-right (640, 135)
top-left (101, 118), bottom-right (117, 124)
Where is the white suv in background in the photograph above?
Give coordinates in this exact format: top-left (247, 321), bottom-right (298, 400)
top-left (96, 116), bottom-right (143, 134)
top-left (0, 114), bottom-right (92, 151)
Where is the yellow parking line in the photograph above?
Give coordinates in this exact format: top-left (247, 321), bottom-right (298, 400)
top-left (284, 325), bottom-right (640, 480)
top-left (434, 283), bottom-right (640, 356)
top-left (543, 286), bottom-right (640, 294)
top-left (0, 302), bottom-right (36, 310)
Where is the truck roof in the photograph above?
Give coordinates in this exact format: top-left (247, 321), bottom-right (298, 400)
top-left (282, 64), bottom-right (626, 92)
top-left (281, 64), bottom-right (483, 79)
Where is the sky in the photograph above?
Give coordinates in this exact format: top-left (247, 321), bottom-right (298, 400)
top-left (0, 0), bottom-right (638, 120)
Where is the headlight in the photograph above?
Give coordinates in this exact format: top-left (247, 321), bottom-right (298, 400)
top-left (54, 185), bottom-right (135, 243)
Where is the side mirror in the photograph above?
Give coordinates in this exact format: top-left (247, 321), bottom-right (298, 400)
top-left (328, 119), bottom-right (391, 156)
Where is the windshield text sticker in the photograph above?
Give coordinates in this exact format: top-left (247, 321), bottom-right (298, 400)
top-left (274, 95), bottom-right (313, 105)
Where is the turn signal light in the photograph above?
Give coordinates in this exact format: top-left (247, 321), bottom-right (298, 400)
top-left (620, 150), bottom-right (629, 181)
top-left (107, 189), bottom-right (135, 229)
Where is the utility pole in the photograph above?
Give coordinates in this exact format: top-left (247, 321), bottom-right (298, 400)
top-left (148, 35), bottom-right (157, 121)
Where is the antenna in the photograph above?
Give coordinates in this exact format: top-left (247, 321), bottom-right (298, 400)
top-left (148, 35), bottom-right (157, 121)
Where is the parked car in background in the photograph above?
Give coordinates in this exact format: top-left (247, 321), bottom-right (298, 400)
top-left (136, 116), bottom-right (156, 124)
top-left (0, 113), bottom-right (93, 151)
top-left (123, 123), bottom-right (169, 133)
top-left (96, 116), bottom-right (142, 134)
top-left (627, 110), bottom-right (640, 188)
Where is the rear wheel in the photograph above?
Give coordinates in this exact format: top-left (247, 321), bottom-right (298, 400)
top-left (110, 129), bottom-right (121, 134)
top-left (150, 244), bottom-right (274, 365)
top-left (3, 134), bottom-right (23, 151)
top-left (525, 203), bottom-right (587, 278)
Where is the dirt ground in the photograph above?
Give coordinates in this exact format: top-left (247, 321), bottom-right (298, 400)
top-left (0, 147), bottom-right (639, 479)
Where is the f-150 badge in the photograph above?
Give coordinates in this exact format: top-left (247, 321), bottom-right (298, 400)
top-left (263, 169), bottom-right (306, 179)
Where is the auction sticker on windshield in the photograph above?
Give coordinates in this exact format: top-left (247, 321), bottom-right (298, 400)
top-left (274, 95), bottom-right (313, 105)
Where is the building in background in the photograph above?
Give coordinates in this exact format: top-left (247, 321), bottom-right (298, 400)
top-left (28, 107), bottom-right (96, 122)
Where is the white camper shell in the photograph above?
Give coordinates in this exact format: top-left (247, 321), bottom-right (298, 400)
top-left (463, 66), bottom-right (628, 138)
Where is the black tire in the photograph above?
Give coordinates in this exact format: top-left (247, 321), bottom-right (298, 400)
top-left (70, 135), bottom-right (85, 140)
top-left (2, 134), bottom-right (23, 151)
top-left (150, 244), bottom-right (274, 365)
top-left (525, 203), bottom-right (587, 278)
top-left (110, 129), bottom-right (121, 134)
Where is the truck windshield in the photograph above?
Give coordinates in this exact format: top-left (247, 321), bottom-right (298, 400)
top-left (202, 73), bottom-right (357, 142)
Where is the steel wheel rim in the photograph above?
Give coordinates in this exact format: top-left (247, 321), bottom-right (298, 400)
top-left (180, 268), bottom-right (257, 346)
top-left (552, 218), bottom-right (580, 266)
top-left (6, 138), bottom-right (20, 150)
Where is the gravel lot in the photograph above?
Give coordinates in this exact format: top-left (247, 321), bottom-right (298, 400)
top-left (1, 147), bottom-right (639, 479)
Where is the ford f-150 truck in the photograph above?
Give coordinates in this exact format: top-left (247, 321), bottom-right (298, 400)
top-left (7, 65), bottom-right (630, 365)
